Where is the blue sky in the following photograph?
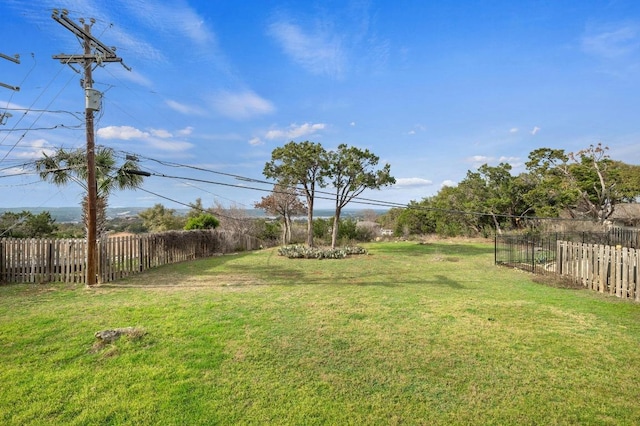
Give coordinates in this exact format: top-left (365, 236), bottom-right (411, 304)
top-left (1, 0), bottom-right (639, 211)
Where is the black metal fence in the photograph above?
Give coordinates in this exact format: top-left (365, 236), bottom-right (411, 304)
top-left (495, 227), bottom-right (640, 274)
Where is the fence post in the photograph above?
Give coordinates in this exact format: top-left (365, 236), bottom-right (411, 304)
top-left (0, 239), bottom-right (4, 283)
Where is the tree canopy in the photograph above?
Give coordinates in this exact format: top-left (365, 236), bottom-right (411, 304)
top-left (384, 143), bottom-right (640, 237)
top-left (326, 144), bottom-right (395, 248)
top-left (264, 141), bottom-right (328, 246)
top-left (35, 146), bottom-right (144, 236)
top-left (0, 211), bottom-right (58, 238)
top-left (138, 204), bottom-right (184, 232)
top-left (263, 140), bottom-right (394, 247)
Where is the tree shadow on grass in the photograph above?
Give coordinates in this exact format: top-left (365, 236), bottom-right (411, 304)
top-left (370, 242), bottom-right (493, 257)
top-left (424, 274), bottom-right (465, 289)
top-left (101, 247), bottom-right (471, 290)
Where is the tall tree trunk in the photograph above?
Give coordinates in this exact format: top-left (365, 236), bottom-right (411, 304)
top-left (285, 213), bottom-right (292, 244)
top-left (281, 218), bottom-right (287, 245)
top-left (306, 197), bottom-right (314, 247)
top-left (331, 209), bottom-right (341, 249)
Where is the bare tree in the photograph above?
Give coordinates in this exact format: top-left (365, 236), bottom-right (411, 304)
top-left (212, 201), bottom-right (255, 236)
top-left (255, 184), bottom-right (306, 245)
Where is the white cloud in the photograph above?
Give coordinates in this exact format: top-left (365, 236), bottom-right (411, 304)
top-left (177, 127), bottom-right (193, 136)
top-left (441, 180), bottom-right (456, 188)
top-left (406, 124), bottom-right (426, 135)
top-left (120, 0), bottom-right (215, 47)
top-left (531, 126), bottom-right (541, 135)
top-left (145, 139), bottom-right (193, 152)
top-left (498, 156), bottom-right (520, 163)
top-left (210, 90), bottom-right (275, 120)
top-left (350, 122), bottom-right (356, 126)
top-left (150, 129), bottom-right (172, 138)
top-left (97, 125), bottom-right (149, 140)
top-left (268, 19), bottom-right (345, 78)
top-left (265, 122), bottom-right (326, 140)
top-left (468, 155), bottom-right (492, 163)
top-left (96, 124), bottom-right (193, 153)
top-left (509, 128), bottom-right (519, 133)
top-left (582, 24), bottom-right (640, 58)
top-left (165, 100), bottom-right (205, 116)
top-left (11, 138), bottom-right (55, 159)
top-left (249, 137), bottom-right (263, 146)
top-left (394, 177), bottom-right (433, 188)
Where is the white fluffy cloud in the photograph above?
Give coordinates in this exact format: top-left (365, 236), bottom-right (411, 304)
top-left (265, 123), bottom-right (326, 140)
top-left (468, 155), bottom-right (491, 163)
top-left (11, 138), bottom-right (55, 160)
top-left (531, 126), bottom-right (541, 135)
top-left (177, 127), bottom-right (194, 136)
top-left (96, 125), bottom-right (193, 153)
top-left (394, 177), bottom-right (433, 188)
top-left (150, 129), bottom-right (172, 138)
top-left (97, 125), bottom-right (149, 140)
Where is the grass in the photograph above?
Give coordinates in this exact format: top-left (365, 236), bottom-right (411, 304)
top-left (1, 240), bottom-right (640, 425)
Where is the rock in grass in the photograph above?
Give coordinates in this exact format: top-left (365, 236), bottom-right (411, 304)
top-left (94, 327), bottom-right (146, 344)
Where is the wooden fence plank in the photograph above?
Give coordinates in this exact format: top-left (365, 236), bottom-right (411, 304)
top-left (1, 230), bottom-right (260, 285)
top-left (557, 241), bottom-right (639, 302)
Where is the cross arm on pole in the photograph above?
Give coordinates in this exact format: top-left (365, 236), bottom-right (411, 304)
top-left (52, 9), bottom-right (117, 58)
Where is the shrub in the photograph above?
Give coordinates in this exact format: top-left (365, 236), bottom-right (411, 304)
top-left (184, 213), bottom-right (219, 230)
top-left (277, 244), bottom-right (368, 259)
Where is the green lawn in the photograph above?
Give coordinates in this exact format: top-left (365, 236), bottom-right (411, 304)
top-left (1, 241), bottom-right (640, 425)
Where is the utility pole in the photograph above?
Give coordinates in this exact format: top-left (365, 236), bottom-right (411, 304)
top-left (0, 52), bottom-right (20, 125)
top-left (52, 9), bottom-right (129, 286)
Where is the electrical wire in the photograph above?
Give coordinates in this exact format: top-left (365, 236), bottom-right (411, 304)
top-left (0, 58), bottom-right (80, 163)
top-left (0, 123), bottom-right (84, 132)
top-left (1, 144), bottom-right (587, 225)
top-left (1, 107), bottom-right (84, 121)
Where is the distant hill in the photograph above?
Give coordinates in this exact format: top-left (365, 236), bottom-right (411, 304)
top-left (0, 207), bottom-right (387, 223)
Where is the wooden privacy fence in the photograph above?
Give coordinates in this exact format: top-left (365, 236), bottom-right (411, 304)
top-left (0, 230), bottom-right (261, 285)
top-left (556, 241), bottom-right (640, 302)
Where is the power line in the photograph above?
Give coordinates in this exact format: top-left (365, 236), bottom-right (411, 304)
top-left (0, 123), bottom-right (84, 132)
top-left (1, 107), bottom-right (84, 121)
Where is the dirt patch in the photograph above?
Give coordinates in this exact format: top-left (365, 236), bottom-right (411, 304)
top-left (531, 274), bottom-right (585, 290)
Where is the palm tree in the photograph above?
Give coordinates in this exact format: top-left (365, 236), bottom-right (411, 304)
top-left (35, 146), bottom-right (145, 236)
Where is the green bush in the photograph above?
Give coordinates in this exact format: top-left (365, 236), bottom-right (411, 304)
top-left (184, 213), bottom-right (219, 230)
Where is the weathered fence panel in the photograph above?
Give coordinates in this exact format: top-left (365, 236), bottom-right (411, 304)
top-left (0, 238), bottom-right (87, 284)
top-left (0, 230), bottom-right (261, 285)
top-left (556, 241), bottom-right (639, 301)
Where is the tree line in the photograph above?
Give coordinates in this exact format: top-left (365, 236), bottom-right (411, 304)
top-left (382, 144), bottom-right (640, 237)
top-left (27, 140), bottom-right (638, 242)
top-left (28, 141), bottom-right (393, 248)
